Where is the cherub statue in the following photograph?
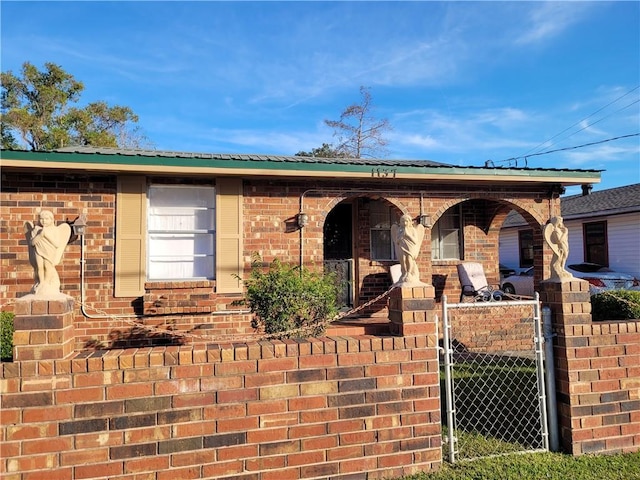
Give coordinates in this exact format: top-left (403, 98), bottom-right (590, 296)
top-left (391, 214), bottom-right (425, 284)
top-left (543, 215), bottom-right (573, 281)
top-left (24, 210), bottom-right (72, 296)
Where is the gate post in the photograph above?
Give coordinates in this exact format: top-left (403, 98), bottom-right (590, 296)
top-left (12, 295), bottom-right (76, 361)
top-left (539, 278), bottom-right (591, 454)
top-left (388, 285), bottom-right (437, 337)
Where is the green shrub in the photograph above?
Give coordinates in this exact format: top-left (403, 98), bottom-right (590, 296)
top-left (591, 290), bottom-right (640, 321)
top-left (239, 256), bottom-right (340, 338)
top-left (1, 311), bottom-right (15, 361)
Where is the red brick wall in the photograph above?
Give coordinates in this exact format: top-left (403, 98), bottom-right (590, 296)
top-left (554, 320), bottom-right (640, 455)
top-left (445, 304), bottom-right (538, 354)
top-left (1, 172), bottom-right (554, 345)
top-left (541, 280), bottom-right (640, 455)
top-left (0, 334), bottom-right (442, 480)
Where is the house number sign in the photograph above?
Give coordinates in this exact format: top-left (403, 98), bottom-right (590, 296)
top-left (371, 168), bottom-right (397, 178)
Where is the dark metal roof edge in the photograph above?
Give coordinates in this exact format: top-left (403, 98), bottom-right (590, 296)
top-left (1, 147), bottom-right (604, 174)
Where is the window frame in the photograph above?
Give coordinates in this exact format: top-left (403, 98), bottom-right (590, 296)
top-left (518, 229), bottom-right (534, 268)
top-left (147, 184), bottom-right (216, 281)
top-left (431, 205), bottom-right (463, 261)
top-left (583, 220), bottom-right (608, 266)
top-left (369, 200), bottom-right (399, 261)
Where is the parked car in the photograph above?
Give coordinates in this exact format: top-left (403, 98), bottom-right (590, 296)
top-left (499, 263), bottom-right (517, 279)
top-left (501, 263), bottom-right (640, 296)
top-left (501, 267), bottom-right (535, 296)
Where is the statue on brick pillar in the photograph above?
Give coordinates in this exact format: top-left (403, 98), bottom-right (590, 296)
top-left (24, 210), bottom-right (72, 297)
top-left (391, 214), bottom-right (426, 285)
top-left (544, 215), bottom-right (573, 281)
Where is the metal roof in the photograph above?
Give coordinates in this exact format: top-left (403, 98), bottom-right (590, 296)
top-left (53, 145), bottom-right (450, 167)
top-left (1, 146), bottom-right (603, 185)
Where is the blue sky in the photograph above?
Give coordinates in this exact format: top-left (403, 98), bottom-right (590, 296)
top-left (2, 1), bottom-right (639, 194)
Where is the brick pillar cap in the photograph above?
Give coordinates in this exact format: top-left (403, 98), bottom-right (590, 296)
top-left (17, 293), bottom-right (74, 302)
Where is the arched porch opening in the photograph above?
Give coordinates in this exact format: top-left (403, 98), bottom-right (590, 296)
top-left (430, 197), bottom-right (546, 301)
top-left (322, 195), bottom-right (404, 316)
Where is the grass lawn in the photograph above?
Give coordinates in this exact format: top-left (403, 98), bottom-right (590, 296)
top-left (401, 450), bottom-right (640, 480)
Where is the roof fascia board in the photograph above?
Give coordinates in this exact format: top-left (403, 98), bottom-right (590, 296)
top-left (1, 150), bottom-right (601, 185)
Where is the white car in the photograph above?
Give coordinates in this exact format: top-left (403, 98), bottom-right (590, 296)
top-left (501, 263), bottom-right (640, 296)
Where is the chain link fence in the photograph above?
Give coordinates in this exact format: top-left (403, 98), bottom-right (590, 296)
top-left (441, 295), bottom-right (548, 462)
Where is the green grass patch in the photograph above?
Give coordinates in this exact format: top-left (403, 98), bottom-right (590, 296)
top-left (442, 355), bottom-right (544, 454)
top-left (401, 451), bottom-right (640, 480)
top-left (442, 427), bottom-right (527, 461)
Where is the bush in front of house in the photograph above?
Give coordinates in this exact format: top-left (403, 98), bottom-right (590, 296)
top-left (591, 290), bottom-right (640, 321)
top-left (240, 256), bottom-right (340, 338)
top-left (1, 311), bottom-right (15, 361)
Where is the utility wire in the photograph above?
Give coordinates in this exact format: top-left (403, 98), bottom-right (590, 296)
top-left (489, 133), bottom-right (640, 167)
top-left (558, 99), bottom-right (639, 141)
top-left (521, 85), bottom-right (640, 157)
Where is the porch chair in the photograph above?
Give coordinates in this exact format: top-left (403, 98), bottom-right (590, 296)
top-left (389, 264), bottom-right (402, 285)
top-left (456, 262), bottom-right (504, 302)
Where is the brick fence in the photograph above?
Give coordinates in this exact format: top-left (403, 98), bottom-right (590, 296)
top-left (541, 279), bottom-right (640, 455)
top-left (1, 282), bottom-right (639, 479)
top-left (0, 297), bottom-right (442, 480)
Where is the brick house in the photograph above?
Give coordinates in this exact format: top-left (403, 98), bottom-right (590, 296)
top-left (2, 147), bottom-right (639, 477)
top-left (1, 146), bottom-right (601, 345)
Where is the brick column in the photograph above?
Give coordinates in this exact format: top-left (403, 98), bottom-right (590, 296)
top-left (12, 295), bottom-right (76, 361)
top-left (540, 278), bottom-right (591, 454)
top-left (388, 284), bottom-right (437, 337)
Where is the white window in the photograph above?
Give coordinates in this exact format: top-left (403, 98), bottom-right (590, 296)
top-left (431, 207), bottom-right (462, 260)
top-left (147, 185), bottom-right (215, 280)
top-left (370, 200), bottom-right (399, 261)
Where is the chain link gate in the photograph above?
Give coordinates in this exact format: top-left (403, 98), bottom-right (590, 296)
top-left (440, 294), bottom-right (549, 462)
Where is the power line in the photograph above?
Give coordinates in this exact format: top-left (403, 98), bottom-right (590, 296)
top-left (560, 99), bottom-right (639, 140)
top-left (487, 132), bottom-right (640, 167)
top-left (521, 85), bottom-right (640, 157)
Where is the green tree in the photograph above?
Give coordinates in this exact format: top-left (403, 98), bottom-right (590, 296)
top-left (324, 86), bottom-right (391, 158)
top-left (1, 61), bottom-right (150, 150)
top-left (295, 142), bottom-right (340, 158)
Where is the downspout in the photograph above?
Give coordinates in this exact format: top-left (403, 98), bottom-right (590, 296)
top-left (79, 231), bottom-right (140, 320)
top-left (79, 233), bottom-right (249, 319)
top-left (542, 305), bottom-right (560, 452)
top-left (300, 195), bottom-right (305, 269)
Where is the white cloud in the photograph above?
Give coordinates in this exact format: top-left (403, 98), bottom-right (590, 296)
top-left (515, 2), bottom-right (596, 46)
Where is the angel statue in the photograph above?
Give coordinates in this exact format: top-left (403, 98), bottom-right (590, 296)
top-left (391, 214), bottom-right (425, 285)
top-left (543, 215), bottom-right (573, 281)
top-left (24, 210), bottom-right (72, 296)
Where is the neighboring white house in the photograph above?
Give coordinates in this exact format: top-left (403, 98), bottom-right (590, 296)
top-left (500, 183), bottom-right (640, 279)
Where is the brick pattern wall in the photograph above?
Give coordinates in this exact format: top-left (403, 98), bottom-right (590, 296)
top-left (0, 335), bottom-right (442, 480)
top-left (445, 304), bottom-right (537, 354)
top-left (2, 172), bottom-right (554, 344)
top-left (541, 280), bottom-right (640, 455)
top-left (560, 320), bottom-right (640, 455)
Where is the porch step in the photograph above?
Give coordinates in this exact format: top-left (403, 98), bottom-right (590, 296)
top-left (326, 318), bottom-right (391, 336)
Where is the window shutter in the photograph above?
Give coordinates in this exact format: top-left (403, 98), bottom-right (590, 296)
top-left (115, 176), bottom-right (147, 297)
top-left (216, 178), bottom-right (243, 293)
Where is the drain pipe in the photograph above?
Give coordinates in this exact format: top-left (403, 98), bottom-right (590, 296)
top-left (79, 231), bottom-right (141, 320)
top-left (542, 306), bottom-right (560, 452)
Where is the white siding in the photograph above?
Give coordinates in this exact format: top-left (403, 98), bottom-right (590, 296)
top-left (564, 218), bottom-right (584, 266)
top-left (607, 213), bottom-right (640, 279)
top-left (499, 228), bottom-right (521, 269)
top-left (500, 211), bottom-right (640, 279)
